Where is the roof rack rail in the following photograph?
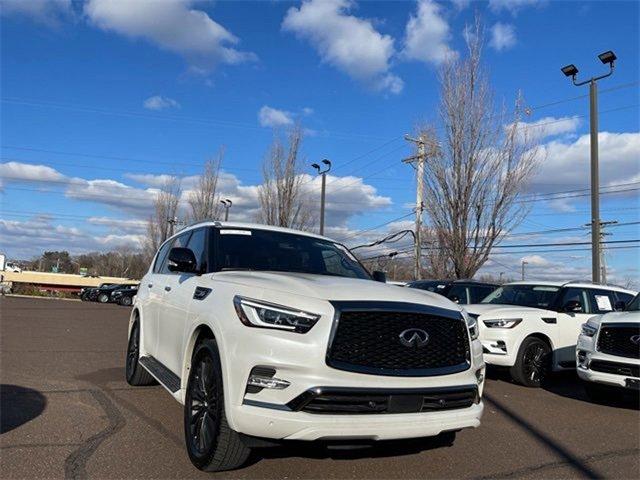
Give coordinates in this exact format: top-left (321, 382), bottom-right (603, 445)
top-left (561, 279), bottom-right (628, 289)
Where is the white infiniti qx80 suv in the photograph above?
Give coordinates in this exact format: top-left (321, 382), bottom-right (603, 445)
top-left (126, 222), bottom-right (485, 471)
top-left (465, 281), bottom-right (636, 387)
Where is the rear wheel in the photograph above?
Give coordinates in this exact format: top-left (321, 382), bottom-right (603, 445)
top-left (184, 339), bottom-right (251, 472)
top-left (125, 322), bottom-right (156, 386)
top-left (120, 296), bottom-right (133, 307)
top-left (510, 337), bottom-right (551, 387)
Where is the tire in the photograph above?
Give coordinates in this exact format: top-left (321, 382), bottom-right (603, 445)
top-left (80, 292), bottom-right (89, 301)
top-left (184, 339), bottom-right (251, 472)
top-left (125, 322), bottom-right (156, 386)
top-left (98, 293), bottom-right (110, 303)
top-left (583, 381), bottom-right (610, 402)
top-left (510, 337), bottom-right (551, 387)
top-left (119, 296), bottom-right (133, 307)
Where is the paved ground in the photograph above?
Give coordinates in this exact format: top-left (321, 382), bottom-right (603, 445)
top-left (1, 296), bottom-right (639, 479)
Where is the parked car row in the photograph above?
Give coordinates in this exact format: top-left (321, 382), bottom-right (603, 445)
top-left (121, 221), bottom-right (638, 472)
top-left (81, 282), bottom-right (138, 306)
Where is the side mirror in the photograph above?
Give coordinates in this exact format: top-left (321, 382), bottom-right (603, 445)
top-left (614, 300), bottom-right (626, 311)
top-left (372, 271), bottom-right (386, 283)
top-left (562, 300), bottom-right (583, 313)
top-left (168, 247), bottom-right (197, 273)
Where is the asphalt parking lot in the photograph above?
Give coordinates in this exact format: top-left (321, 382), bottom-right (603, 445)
top-left (1, 296), bottom-right (639, 479)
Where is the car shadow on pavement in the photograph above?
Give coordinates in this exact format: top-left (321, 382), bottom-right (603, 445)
top-left (542, 371), bottom-right (640, 410)
top-left (486, 366), bottom-right (639, 411)
top-left (249, 434), bottom-right (455, 465)
top-left (0, 384), bottom-right (47, 434)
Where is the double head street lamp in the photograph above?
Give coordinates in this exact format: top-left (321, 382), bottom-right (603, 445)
top-left (220, 198), bottom-right (232, 221)
top-left (311, 159), bottom-right (331, 235)
top-left (561, 50), bottom-right (616, 284)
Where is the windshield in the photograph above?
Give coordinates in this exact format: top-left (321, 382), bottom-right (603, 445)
top-left (214, 228), bottom-right (371, 280)
top-left (627, 294), bottom-right (640, 311)
top-left (481, 284), bottom-right (560, 308)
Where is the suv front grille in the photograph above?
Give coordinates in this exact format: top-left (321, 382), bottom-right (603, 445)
top-left (326, 302), bottom-right (470, 376)
top-left (288, 386), bottom-right (479, 415)
top-left (597, 323), bottom-right (640, 359)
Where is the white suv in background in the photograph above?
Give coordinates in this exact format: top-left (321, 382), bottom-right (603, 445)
top-left (577, 294), bottom-right (640, 400)
top-left (125, 222), bottom-right (485, 472)
top-left (465, 281), bottom-right (636, 387)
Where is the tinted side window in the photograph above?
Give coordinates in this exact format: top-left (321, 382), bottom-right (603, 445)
top-left (559, 288), bottom-right (589, 313)
top-left (160, 231), bottom-right (192, 274)
top-left (187, 228), bottom-right (207, 272)
top-left (469, 285), bottom-right (496, 304)
top-left (615, 291), bottom-right (634, 308)
top-left (446, 284), bottom-right (468, 304)
top-left (153, 241), bottom-right (173, 273)
top-left (588, 289), bottom-right (617, 314)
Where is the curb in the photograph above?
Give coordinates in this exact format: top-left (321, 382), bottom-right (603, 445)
top-left (3, 294), bottom-right (82, 302)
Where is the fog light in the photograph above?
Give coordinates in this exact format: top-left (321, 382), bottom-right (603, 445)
top-left (475, 368), bottom-right (485, 384)
top-left (577, 350), bottom-right (590, 369)
top-left (247, 375), bottom-right (290, 390)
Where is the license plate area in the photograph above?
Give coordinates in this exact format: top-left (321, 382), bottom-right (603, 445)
top-left (388, 395), bottom-right (423, 413)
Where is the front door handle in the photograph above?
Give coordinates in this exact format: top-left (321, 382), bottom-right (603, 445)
top-left (147, 283), bottom-right (153, 288)
top-left (164, 286), bottom-right (172, 292)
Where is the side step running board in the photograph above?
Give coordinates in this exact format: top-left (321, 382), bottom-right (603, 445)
top-left (139, 356), bottom-right (181, 393)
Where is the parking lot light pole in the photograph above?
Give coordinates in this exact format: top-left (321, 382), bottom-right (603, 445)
top-left (220, 199), bottom-right (232, 221)
top-left (561, 50), bottom-right (616, 284)
top-left (521, 261), bottom-right (528, 281)
top-left (311, 159), bottom-right (331, 235)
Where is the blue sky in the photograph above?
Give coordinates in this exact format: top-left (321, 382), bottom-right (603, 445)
top-left (1, 0), bottom-right (638, 283)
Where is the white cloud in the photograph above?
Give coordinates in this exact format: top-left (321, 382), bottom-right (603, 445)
top-left (143, 95), bottom-right (180, 111)
top-left (529, 131), bottom-right (640, 192)
top-left (302, 107), bottom-right (314, 116)
top-left (451, 0), bottom-right (471, 10)
top-left (84, 0), bottom-right (255, 73)
top-left (489, 22), bottom-right (516, 51)
top-left (512, 115), bottom-right (581, 142)
top-left (488, 0), bottom-right (545, 15)
top-left (282, 0), bottom-right (402, 94)
top-left (258, 105), bottom-right (295, 128)
top-left (0, 161), bottom-right (67, 184)
top-left (87, 217), bottom-right (148, 234)
top-left (402, 0), bottom-right (457, 66)
top-left (0, 0), bottom-right (73, 26)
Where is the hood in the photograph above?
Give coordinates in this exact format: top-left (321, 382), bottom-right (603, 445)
top-left (213, 271), bottom-right (461, 311)
top-left (464, 303), bottom-right (555, 317)
top-left (596, 310), bottom-right (640, 326)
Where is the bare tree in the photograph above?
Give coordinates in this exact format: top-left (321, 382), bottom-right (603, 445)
top-left (257, 125), bottom-right (315, 230)
top-left (143, 176), bottom-right (182, 262)
top-left (188, 147), bottom-right (225, 222)
top-left (417, 20), bottom-right (539, 279)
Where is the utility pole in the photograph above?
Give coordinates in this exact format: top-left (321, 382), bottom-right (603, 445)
top-left (521, 260), bottom-right (528, 281)
top-left (311, 159), bottom-right (331, 235)
top-left (403, 134), bottom-right (439, 280)
top-left (167, 216), bottom-right (178, 237)
top-left (499, 272), bottom-right (505, 283)
top-left (220, 199), bottom-right (233, 221)
top-left (585, 220), bottom-right (617, 284)
top-left (561, 50), bottom-right (616, 284)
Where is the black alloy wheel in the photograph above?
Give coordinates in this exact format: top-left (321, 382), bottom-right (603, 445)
top-left (511, 337), bottom-right (551, 387)
top-left (187, 355), bottom-right (219, 456)
top-left (125, 323), bottom-right (140, 382)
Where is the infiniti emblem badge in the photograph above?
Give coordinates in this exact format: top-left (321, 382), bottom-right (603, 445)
top-left (631, 335), bottom-right (640, 346)
top-left (399, 328), bottom-right (430, 348)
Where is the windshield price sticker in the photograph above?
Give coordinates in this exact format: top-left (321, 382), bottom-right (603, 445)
top-left (595, 295), bottom-right (613, 311)
top-left (220, 229), bottom-right (252, 236)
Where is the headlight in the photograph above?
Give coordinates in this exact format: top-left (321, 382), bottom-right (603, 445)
top-left (483, 318), bottom-right (522, 328)
top-left (462, 311), bottom-right (479, 340)
top-left (233, 296), bottom-right (320, 334)
top-left (581, 321), bottom-right (599, 337)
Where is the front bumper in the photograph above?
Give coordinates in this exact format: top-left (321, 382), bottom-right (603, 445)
top-left (479, 328), bottom-right (518, 367)
top-left (576, 334), bottom-right (640, 389)
top-left (232, 401), bottom-right (483, 441)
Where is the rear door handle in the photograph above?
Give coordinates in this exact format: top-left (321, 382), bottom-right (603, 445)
top-left (164, 286), bottom-right (172, 292)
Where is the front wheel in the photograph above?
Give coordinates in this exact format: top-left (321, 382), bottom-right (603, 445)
top-left (510, 337), bottom-right (551, 387)
top-left (119, 296), bottom-right (133, 307)
top-left (184, 339), bottom-right (251, 472)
